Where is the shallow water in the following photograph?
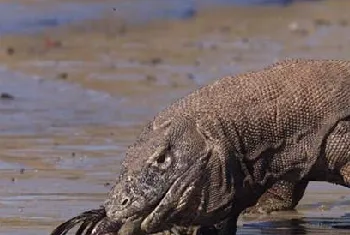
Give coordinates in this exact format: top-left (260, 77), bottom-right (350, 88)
top-left (0, 0), bottom-right (350, 235)
top-left (0, 0), bottom-right (312, 35)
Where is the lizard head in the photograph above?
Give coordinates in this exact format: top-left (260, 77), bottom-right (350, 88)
top-left (103, 117), bottom-right (216, 234)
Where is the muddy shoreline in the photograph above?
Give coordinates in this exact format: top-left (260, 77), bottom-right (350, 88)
top-left (1, 0), bottom-right (350, 234)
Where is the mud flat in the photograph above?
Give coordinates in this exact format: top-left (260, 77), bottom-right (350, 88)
top-left (0, 0), bottom-right (350, 234)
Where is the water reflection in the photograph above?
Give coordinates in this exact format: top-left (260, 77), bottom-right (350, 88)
top-left (240, 214), bottom-right (350, 234)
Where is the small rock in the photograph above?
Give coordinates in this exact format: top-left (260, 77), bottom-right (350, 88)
top-left (57, 72), bottom-right (68, 80)
top-left (288, 21), bottom-right (299, 31)
top-left (104, 182), bottom-right (111, 187)
top-left (288, 22), bottom-right (309, 36)
top-left (313, 18), bottom-right (331, 27)
top-left (0, 92), bottom-right (14, 100)
top-left (44, 38), bottom-right (62, 49)
top-left (187, 73), bottom-right (195, 80)
top-left (318, 204), bottom-right (330, 211)
top-left (180, 8), bottom-right (196, 19)
top-left (149, 57), bottom-right (163, 66)
top-left (338, 19), bottom-right (348, 27)
top-left (6, 47), bottom-right (14, 56)
top-left (146, 75), bottom-right (157, 82)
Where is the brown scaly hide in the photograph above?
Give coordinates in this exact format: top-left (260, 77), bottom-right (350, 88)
top-left (146, 59), bottom-right (350, 219)
top-left (51, 59), bottom-right (350, 235)
top-left (244, 118), bottom-right (350, 215)
top-left (68, 59), bottom-right (350, 235)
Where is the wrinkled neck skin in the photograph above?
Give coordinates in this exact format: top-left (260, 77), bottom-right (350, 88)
top-left (102, 118), bottom-right (250, 235)
top-left (141, 153), bottom-right (210, 232)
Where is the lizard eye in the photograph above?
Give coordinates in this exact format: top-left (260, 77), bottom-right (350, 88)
top-left (156, 153), bottom-right (166, 164)
top-left (153, 146), bottom-right (172, 169)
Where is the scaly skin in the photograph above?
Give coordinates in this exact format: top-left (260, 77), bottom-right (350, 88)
top-left (243, 180), bottom-right (309, 215)
top-left (245, 119), bottom-right (350, 215)
top-left (104, 59), bottom-right (350, 235)
top-left (50, 59), bottom-right (350, 235)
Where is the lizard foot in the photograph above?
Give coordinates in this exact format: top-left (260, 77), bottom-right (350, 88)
top-left (340, 162), bottom-right (350, 185)
top-left (243, 180), bottom-right (308, 215)
top-left (242, 194), bottom-right (294, 215)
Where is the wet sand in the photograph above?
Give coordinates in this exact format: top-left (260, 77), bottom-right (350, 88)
top-left (1, 0), bottom-right (350, 234)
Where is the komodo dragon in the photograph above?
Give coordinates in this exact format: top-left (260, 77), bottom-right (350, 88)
top-left (50, 59), bottom-right (350, 235)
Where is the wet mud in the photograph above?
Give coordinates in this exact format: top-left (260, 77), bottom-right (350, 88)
top-left (0, 0), bottom-right (350, 234)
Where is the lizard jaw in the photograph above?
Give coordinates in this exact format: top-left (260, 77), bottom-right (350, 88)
top-left (140, 158), bottom-right (207, 233)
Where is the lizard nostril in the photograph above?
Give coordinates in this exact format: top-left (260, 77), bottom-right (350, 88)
top-left (121, 198), bottom-right (129, 206)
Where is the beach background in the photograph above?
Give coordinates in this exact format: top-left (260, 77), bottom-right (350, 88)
top-left (1, 0), bottom-right (350, 234)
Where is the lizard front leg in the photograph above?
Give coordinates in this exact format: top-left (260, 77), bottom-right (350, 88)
top-left (242, 179), bottom-right (308, 215)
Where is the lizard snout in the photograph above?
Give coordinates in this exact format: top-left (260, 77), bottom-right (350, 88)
top-left (104, 186), bottom-right (147, 222)
top-left (120, 196), bottom-right (131, 208)
top-left (105, 194), bottom-right (133, 218)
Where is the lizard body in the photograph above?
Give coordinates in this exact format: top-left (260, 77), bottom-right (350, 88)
top-left (51, 59), bottom-right (350, 235)
top-left (102, 59), bottom-right (350, 234)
